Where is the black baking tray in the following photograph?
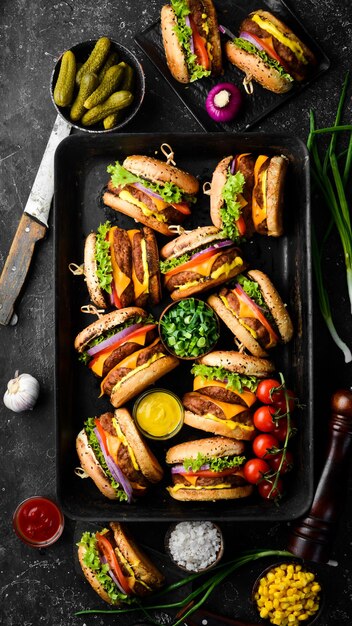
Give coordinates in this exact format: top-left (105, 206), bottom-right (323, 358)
top-left (135, 0), bottom-right (330, 132)
top-left (54, 132), bottom-right (313, 522)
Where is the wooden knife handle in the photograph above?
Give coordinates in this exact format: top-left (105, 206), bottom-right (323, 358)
top-left (287, 389), bottom-right (352, 562)
top-left (0, 214), bottom-right (46, 325)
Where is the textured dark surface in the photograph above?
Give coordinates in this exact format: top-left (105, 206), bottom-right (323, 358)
top-left (0, 1), bottom-right (352, 625)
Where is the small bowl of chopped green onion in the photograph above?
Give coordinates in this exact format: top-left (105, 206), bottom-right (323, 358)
top-left (159, 298), bottom-right (220, 360)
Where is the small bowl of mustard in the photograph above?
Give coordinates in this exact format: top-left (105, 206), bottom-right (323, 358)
top-left (133, 388), bottom-right (184, 441)
top-left (252, 561), bottom-right (323, 626)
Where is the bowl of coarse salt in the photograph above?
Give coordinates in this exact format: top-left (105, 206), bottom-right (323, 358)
top-left (165, 521), bottom-right (224, 573)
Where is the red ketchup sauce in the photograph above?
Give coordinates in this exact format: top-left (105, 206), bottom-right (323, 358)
top-left (13, 497), bottom-right (64, 547)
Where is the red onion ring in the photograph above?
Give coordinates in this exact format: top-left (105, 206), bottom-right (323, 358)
top-left (94, 427), bottom-right (133, 502)
top-left (239, 31), bottom-right (264, 51)
top-left (100, 555), bottom-right (126, 594)
top-left (87, 323), bottom-right (144, 356)
top-left (230, 158), bottom-right (236, 174)
top-left (171, 463), bottom-right (210, 474)
top-left (191, 240), bottom-right (234, 260)
top-left (131, 181), bottom-right (164, 201)
top-left (185, 15), bottom-right (194, 54)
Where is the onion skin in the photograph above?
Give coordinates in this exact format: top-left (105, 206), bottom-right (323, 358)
top-left (206, 83), bottom-right (242, 123)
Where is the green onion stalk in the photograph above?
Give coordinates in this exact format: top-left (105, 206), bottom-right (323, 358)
top-left (75, 549), bottom-right (293, 624)
top-left (306, 71), bottom-right (352, 361)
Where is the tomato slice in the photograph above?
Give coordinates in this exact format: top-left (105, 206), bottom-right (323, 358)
top-left (234, 286), bottom-right (279, 345)
top-left (165, 249), bottom-right (218, 278)
top-left (184, 468), bottom-right (239, 478)
top-left (236, 215), bottom-right (247, 237)
top-left (111, 282), bottom-right (122, 309)
top-left (94, 417), bottom-right (109, 453)
top-left (88, 324), bottom-right (156, 368)
top-left (189, 16), bottom-right (210, 70)
top-left (171, 201), bottom-right (191, 215)
top-left (96, 533), bottom-right (131, 595)
top-left (247, 32), bottom-right (289, 71)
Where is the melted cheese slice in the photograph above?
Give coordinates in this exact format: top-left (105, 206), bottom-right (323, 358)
top-left (201, 395), bottom-right (249, 420)
top-left (119, 189), bottom-right (168, 222)
top-left (193, 376), bottom-right (256, 407)
top-left (251, 14), bottom-right (308, 64)
top-left (90, 331), bottom-right (150, 377)
top-left (108, 227), bottom-right (131, 298)
top-left (168, 483), bottom-right (232, 493)
top-left (203, 413), bottom-right (254, 432)
top-left (252, 155), bottom-right (269, 228)
top-left (127, 230), bottom-right (149, 299)
top-left (112, 417), bottom-right (140, 471)
top-left (174, 255), bottom-right (244, 293)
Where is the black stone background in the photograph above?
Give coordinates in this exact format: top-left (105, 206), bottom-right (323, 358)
top-left (1, 0), bottom-right (352, 624)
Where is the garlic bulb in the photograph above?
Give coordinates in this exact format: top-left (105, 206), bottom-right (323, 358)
top-left (3, 371), bottom-right (40, 413)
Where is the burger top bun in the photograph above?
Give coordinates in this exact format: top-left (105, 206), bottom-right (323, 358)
top-left (166, 436), bottom-right (245, 465)
top-left (198, 350), bottom-right (275, 377)
top-left (74, 307), bottom-right (147, 352)
top-left (160, 225), bottom-right (223, 260)
top-left (84, 233), bottom-right (107, 309)
top-left (123, 155), bottom-right (199, 195)
top-left (247, 270), bottom-right (293, 342)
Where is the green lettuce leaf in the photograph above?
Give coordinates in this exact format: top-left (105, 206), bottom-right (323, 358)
top-left (159, 252), bottom-right (191, 274)
top-left (171, 0), bottom-right (211, 82)
top-left (232, 38), bottom-right (294, 82)
top-left (236, 275), bottom-right (275, 325)
top-left (77, 531), bottom-right (132, 604)
top-left (83, 417), bottom-right (128, 502)
top-left (183, 452), bottom-right (245, 472)
top-left (191, 363), bottom-right (259, 393)
top-left (220, 170), bottom-right (245, 241)
top-left (107, 161), bottom-right (196, 205)
top-left (95, 221), bottom-right (113, 293)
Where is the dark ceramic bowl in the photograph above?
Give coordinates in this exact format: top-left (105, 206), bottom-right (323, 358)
top-left (50, 38), bottom-right (145, 133)
top-left (164, 521), bottom-right (224, 573)
top-left (252, 560), bottom-right (324, 626)
top-left (158, 298), bottom-right (220, 361)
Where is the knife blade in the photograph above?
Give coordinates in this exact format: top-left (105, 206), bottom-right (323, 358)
top-left (0, 114), bottom-right (71, 326)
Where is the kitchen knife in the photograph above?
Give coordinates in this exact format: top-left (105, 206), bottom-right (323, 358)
top-left (0, 113), bottom-right (71, 326)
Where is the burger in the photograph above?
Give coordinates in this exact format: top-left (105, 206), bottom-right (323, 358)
top-left (182, 350), bottom-right (275, 439)
top-left (77, 521), bottom-right (164, 604)
top-left (251, 154), bottom-right (288, 237)
top-left (166, 436), bottom-right (253, 500)
top-left (103, 155), bottom-right (199, 236)
top-left (225, 9), bottom-right (316, 94)
top-left (159, 225), bottom-right (247, 300)
top-left (208, 270), bottom-right (294, 357)
top-left (161, 0), bottom-right (222, 84)
top-left (74, 307), bottom-right (179, 407)
top-left (210, 153), bottom-right (256, 241)
top-left (84, 221), bottom-right (162, 309)
top-left (76, 409), bottom-right (164, 501)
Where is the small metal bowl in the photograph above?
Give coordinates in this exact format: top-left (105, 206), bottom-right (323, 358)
top-left (50, 38), bottom-right (145, 133)
top-left (159, 298), bottom-right (220, 361)
top-left (252, 560), bottom-right (324, 626)
top-left (165, 521), bottom-right (224, 574)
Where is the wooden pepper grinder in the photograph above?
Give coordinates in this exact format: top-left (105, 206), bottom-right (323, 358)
top-left (287, 389), bottom-right (352, 562)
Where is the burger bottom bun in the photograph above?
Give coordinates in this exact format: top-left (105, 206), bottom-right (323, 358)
top-left (199, 349), bottom-right (275, 377)
top-left (265, 156), bottom-right (288, 237)
top-left (247, 270), bottom-right (293, 342)
top-left (78, 543), bottom-right (120, 604)
top-left (210, 156), bottom-right (232, 228)
top-left (166, 436), bottom-right (245, 465)
top-left (184, 410), bottom-right (254, 441)
top-left (161, 5), bottom-right (190, 84)
top-left (76, 430), bottom-right (117, 500)
top-left (84, 233), bottom-right (108, 309)
top-left (114, 408), bottom-right (164, 483)
top-left (110, 522), bottom-right (164, 589)
top-left (225, 41), bottom-right (293, 94)
top-left (109, 354), bottom-right (179, 408)
top-left (207, 294), bottom-right (268, 357)
top-left (167, 483), bottom-right (253, 501)
top-left (169, 261), bottom-right (247, 301)
top-left (102, 191), bottom-right (174, 237)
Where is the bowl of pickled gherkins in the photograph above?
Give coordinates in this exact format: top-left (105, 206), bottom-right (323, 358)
top-left (51, 37), bottom-right (145, 133)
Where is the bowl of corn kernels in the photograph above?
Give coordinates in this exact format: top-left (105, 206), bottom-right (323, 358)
top-left (252, 561), bottom-right (322, 626)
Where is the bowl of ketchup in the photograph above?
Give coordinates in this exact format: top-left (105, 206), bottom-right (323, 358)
top-left (13, 496), bottom-right (64, 548)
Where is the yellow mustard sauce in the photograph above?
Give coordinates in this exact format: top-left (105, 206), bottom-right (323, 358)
top-left (134, 390), bottom-right (183, 439)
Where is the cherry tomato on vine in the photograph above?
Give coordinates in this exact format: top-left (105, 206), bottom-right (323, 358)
top-left (271, 389), bottom-right (296, 413)
top-left (256, 379), bottom-right (281, 404)
top-left (258, 478), bottom-right (284, 500)
top-left (252, 434), bottom-right (279, 459)
top-left (243, 458), bottom-right (270, 484)
top-left (269, 450), bottom-right (294, 474)
top-left (253, 405), bottom-right (278, 432)
top-left (272, 416), bottom-right (290, 442)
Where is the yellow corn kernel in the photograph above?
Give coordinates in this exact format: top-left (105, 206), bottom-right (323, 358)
top-left (260, 608), bottom-right (269, 618)
top-left (288, 615), bottom-right (297, 623)
top-left (268, 571), bottom-right (275, 581)
top-left (298, 614), bottom-right (309, 621)
top-left (265, 600), bottom-right (273, 610)
top-left (311, 583), bottom-right (321, 592)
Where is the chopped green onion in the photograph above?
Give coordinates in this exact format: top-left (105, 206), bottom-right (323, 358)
top-left (160, 299), bottom-right (219, 358)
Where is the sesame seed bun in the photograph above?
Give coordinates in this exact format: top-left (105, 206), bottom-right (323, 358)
top-left (166, 436), bottom-right (245, 464)
top-left (83, 233), bottom-right (108, 309)
top-left (198, 350), bottom-right (275, 377)
top-left (225, 41), bottom-right (293, 94)
top-left (265, 155), bottom-right (288, 237)
top-left (161, 5), bottom-right (190, 83)
top-left (124, 155), bottom-right (199, 195)
top-left (247, 270), bottom-right (293, 342)
top-left (78, 542), bottom-right (118, 604)
top-left (167, 483), bottom-right (253, 501)
top-left (210, 156), bottom-right (233, 229)
top-left (74, 307), bottom-right (148, 353)
top-left (160, 225), bottom-right (222, 260)
top-left (76, 429), bottom-right (117, 499)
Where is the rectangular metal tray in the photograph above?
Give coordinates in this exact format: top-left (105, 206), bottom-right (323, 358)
top-left (135, 0), bottom-right (330, 132)
top-left (54, 132), bottom-right (313, 521)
